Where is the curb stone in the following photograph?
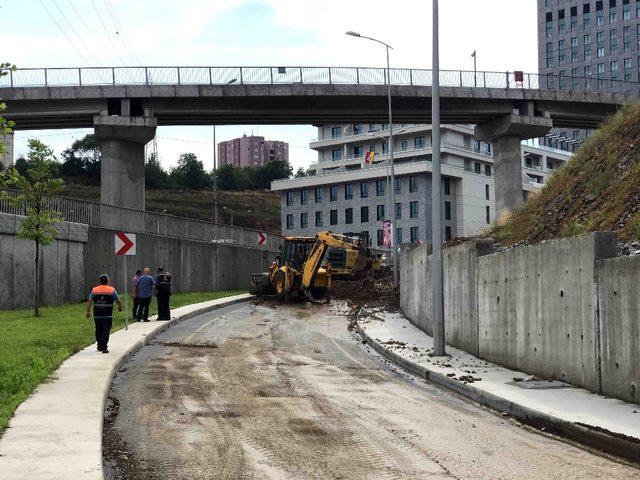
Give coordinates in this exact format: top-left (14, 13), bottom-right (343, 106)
top-left (356, 321), bottom-right (640, 464)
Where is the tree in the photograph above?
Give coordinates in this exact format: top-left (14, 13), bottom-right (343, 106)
top-left (15, 139), bottom-right (61, 178)
top-left (145, 153), bottom-right (169, 189)
top-left (215, 164), bottom-right (241, 190)
top-left (294, 167), bottom-right (308, 178)
top-left (0, 161), bottom-right (64, 317)
top-left (60, 134), bottom-right (101, 185)
top-left (0, 63), bottom-right (16, 160)
top-left (170, 152), bottom-right (210, 190)
top-left (254, 160), bottom-right (292, 190)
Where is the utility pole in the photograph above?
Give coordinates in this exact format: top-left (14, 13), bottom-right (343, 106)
top-left (432, 0), bottom-right (446, 356)
top-left (471, 50), bottom-right (477, 87)
top-left (212, 125), bottom-right (218, 224)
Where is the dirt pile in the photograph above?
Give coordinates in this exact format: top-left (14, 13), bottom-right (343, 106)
top-left (494, 101), bottom-right (640, 246)
top-left (331, 267), bottom-right (399, 316)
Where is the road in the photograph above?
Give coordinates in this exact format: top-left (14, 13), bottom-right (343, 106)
top-left (103, 300), bottom-right (638, 479)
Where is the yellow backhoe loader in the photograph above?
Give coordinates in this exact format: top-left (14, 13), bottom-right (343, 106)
top-left (250, 231), bottom-right (380, 299)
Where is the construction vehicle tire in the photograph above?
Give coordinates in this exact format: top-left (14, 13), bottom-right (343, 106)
top-left (274, 271), bottom-right (286, 296)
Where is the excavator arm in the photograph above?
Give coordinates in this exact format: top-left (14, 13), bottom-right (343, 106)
top-left (301, 231), bottom-right (362, 289)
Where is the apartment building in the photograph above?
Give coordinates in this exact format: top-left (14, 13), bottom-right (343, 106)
top-left (538, 0), bottom-right (640, 150)
top-left (271, 124), bottom-right (571, 245)
top-left (218, 134), bottom-right (289, 168)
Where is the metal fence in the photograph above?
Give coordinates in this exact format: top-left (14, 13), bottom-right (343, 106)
top-left (1, 66), bottom-right (638, 95)
top-left (0, 192), bottom-right (282, 251)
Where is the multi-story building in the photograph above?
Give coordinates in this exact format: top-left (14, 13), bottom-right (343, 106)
top-left (538, 0), bottom-right (640, 150)
top-left (272, 124), bottom-right (571, 245)
top-left (218, 134), bottom-right (289, 168)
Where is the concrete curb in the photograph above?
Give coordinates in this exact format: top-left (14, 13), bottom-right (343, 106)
top-left (356, 321), bottom-right (640, 464)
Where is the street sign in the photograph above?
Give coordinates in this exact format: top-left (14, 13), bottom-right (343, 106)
top-left (115, 232), bottom-right (136, 256)
top-left (257, 232), bottom-right (266, 246)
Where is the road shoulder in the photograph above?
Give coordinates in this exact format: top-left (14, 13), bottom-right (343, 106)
top-left (0, 293), bottom-right (252, 480)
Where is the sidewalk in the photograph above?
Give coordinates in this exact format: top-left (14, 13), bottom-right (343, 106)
top-left (357, 309), bottom-right (640, 463)
top-left (0, 293), bottom-right (251, 480)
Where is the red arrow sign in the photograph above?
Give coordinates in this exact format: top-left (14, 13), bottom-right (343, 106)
top-left (115, 232), bottom-right (136, 256)
top-left (257, 232), bottom-right (266, 246)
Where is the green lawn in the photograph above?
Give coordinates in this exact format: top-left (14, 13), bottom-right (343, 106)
top-left (0, 290), bottom-right (246, 435)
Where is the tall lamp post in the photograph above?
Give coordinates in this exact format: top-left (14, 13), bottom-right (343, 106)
top-left (432, 0), bottom-right (446, 356)
top-left (346, 30), bottom-right (398, 287)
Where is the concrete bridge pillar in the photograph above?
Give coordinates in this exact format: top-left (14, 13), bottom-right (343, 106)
top-left (94, 114), bottom-right (157, 210)
top-left (476, 114), bottom-right (552, 221)
top-left (1, 133), bottom-right (14, 170)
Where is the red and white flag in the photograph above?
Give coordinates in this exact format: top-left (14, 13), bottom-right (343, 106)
top-left (364, 151), bottom-right (375, 165)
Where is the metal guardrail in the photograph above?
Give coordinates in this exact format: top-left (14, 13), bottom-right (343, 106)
top-left (0, 192), bottom-right (282, 251)
top-left (0, 66), bottom-right (638, 95)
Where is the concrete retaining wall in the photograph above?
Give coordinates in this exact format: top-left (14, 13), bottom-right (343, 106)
top-left (399, 232), bottom-right (640, 403)
top-left (1, 213), bottom-right (277, 309)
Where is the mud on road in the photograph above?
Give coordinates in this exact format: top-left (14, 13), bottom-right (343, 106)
top-left (103, 300), bottom-right (638, 480)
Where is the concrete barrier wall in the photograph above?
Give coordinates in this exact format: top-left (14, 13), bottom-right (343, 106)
top-left (399, 232), bottom-right (640, 403)
top-left (596, 255), bottom-right (640, 403)
top-left (0, 213), bottom-right (88, 309)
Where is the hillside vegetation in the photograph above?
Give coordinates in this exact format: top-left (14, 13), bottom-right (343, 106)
top-left (63, 185), bottom-right (281, 233)
top-left (494, 102), bottom-right (640, 245)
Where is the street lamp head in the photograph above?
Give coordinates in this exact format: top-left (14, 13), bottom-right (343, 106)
top-left (227, 78), bottom-right (238, 84)
top-left (345, 31), bottom-right (361, 37)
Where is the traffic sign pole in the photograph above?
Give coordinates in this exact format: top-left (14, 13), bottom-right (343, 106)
top-left (115, 232), bottom-right (136, 331)
top-left (124, 255), bottom-right (128, 331)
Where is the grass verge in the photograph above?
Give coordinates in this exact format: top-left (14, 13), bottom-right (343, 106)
top-left (0, 290), bottom-right (245, 435)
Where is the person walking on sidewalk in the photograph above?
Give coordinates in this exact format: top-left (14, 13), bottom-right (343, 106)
top-left (131, 269), bottom-right (142, 321)
top-left (155, 267), bottom-right (172, 320)
top-left (86, 274), bottom-right (122, 354)
top-left (137, 268), bottom-right (155, 322)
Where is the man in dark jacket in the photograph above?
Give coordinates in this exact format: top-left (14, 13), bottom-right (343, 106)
top-left (155, 267), bottom-right (172, 320)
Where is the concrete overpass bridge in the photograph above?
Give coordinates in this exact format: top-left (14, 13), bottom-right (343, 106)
top-left (1, 65), bottom-right (637, 215)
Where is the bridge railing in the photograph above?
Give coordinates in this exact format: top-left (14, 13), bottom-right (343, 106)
top-left (1, 66), bottom-right (638, 95)
top-left (0, 192), bottom-right (282, 251)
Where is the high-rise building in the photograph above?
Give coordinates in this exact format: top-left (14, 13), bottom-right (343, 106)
top-left (538, 0), bottom-right (640, 150)
top-left (218, 134), bottom-right (289, 168)
top-left (271, 124), bottom-right (571, 244)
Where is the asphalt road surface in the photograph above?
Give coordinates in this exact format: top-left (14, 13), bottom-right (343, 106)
top-left (103, 300), bottom-right (639, 480)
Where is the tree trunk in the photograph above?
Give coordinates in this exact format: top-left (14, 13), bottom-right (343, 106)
top-left (34, 238), bottom-right (40, 317)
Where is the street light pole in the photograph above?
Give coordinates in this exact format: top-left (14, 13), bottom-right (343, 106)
top-left (471, 50), bottom-right (477, 87)
top-left (345, 30), bottom-right (397, 287)
top-left (212, 125), bottom-right (218, 224)
top-left (432, 0), bottom-right (446, 356)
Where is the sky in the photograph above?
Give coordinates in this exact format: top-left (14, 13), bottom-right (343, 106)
top-left (0, 0), bottom-right (539, 172)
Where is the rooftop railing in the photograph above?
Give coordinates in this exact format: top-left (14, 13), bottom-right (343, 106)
top-left (0, 66), bottom-right (638, 95)
top-left (0, 192), bottom-right (282, 251)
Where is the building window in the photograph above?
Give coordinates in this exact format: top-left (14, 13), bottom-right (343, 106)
top-left (396, 228), bottom-right (402, 244)
top-left (329, 209), bottom-right (337, 226)
top-left (361, 206), bottom-right (369, 223)
top-left (486, 205), bottom-right (491, 224)
top-left (330, 185), bottom-right (337, 202)
top-left (286, 191), bottom-right (294, 206)
top-left (360, 181), bottom-right (369, 198)
top-left (445, 201), bottom-right (451, 221)
top-left (345, 183), bottom-right (353, 200)
top-left (369, 144), bottom-right (376, 153)
top-left (377, 204), bottom-right (385, 221)
top-left (353, 124), bottom-right (363, 134)
top-left (345, 208), bottom-right (353, 225)
top-left (445, 226), bottom-right (452, 241)
top-left (286, 214), bottom-right (294, 229)
top-left (485, 165), bottom-right (492, 176)
top-left (331, 149), bottom-right (342, 161)
top-left (485, 184), bottom-right (490, 200)
top-left (300, 212), bottom-right (308, 228)
top-left (382, 141), bottom-right (388, 154)
top-left (301, 189), bottom-right (308, 205)
top-left (377, 229), bottom-right (384, 246)
top-left (394, 177), bottom-right (401, 194)
top-left (444, 177), bottom-right (451, 195)
top-left (395, 202), bottom-right (402, 220)
top-left (315, 187), bottom-right (323, 203)
top-left (331, 127), bottom-right (341, 139)
top-left (414, 136), bottom-right (426, 149)
top-left (353, 145), bottom-right (364, 158)
top-left (410, 227), bottom-right (419, 243)
top-left (410, 176), bottom-right (418, 193)
top-left (410, 201), bottom-right (418, 218)
top-left (376, 179), bottom-right (385, 196)
top-left (315, 211), bottom-right (323, 227)
top-left (401, 139), bottom-right (408, 151)
top-left (474, 162), bottom-right (481, 174)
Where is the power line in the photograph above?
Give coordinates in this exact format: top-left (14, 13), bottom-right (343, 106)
top-left (90, 0), bottom-right (126, 65)
top-left (51, 0), bottom-right (101, 65)
top-left (38, 0), bottom-right (91, 65)
top-left (67, 0), bottom-right (117, 65)
top-left (103, 0), bottom-right (141, 65)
